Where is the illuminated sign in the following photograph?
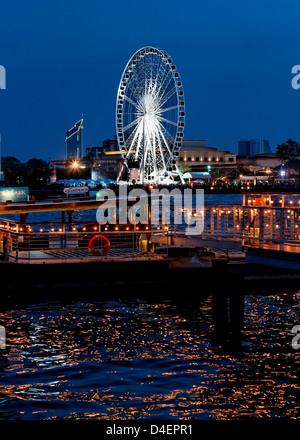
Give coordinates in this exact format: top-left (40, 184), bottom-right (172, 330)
top-left (0, 187), bottom-right (29, 202)
top-left (63, 186), bottom-right (89, 195)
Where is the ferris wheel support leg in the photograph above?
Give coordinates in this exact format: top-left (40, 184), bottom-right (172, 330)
top-left (174, 163), bottom-right (185, 184)
top-left (117, 162), bottom-right (126, 183)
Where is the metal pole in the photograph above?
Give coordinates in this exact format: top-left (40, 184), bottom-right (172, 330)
top-left (81, 115), bottom-right (83, 159)
top-left (141, 117), bottom-right (145, 185)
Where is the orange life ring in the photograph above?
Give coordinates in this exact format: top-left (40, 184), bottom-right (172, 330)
top-left (88, 234), bottom-right (110, 256)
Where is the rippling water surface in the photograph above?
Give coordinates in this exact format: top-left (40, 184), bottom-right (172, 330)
top-left (0, 290), bottom-right (299, 420)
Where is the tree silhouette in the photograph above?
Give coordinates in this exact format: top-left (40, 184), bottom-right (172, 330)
top-left (276, 139), bottom-right (300, 161)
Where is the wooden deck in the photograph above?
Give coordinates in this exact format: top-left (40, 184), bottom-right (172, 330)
top-left (6, 247), bottom-right (168, 264)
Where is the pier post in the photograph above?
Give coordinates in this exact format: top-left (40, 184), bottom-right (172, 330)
top-left (212, 258), bottom-right (229, 343)
top-left (229, 276), bottom-right (244, 347)
top-left (211, 259), bottom-right (244, 348)
top-left (259, 208), bottom-right (264, 248)
top-left (20, 213), bottom-right (27, 224)
top-left (279, 209), bottom-right (285, 251)
top-left (61, 211), bottom-right (66, 249)
top-left (67, 210), bottom-right (73, 232)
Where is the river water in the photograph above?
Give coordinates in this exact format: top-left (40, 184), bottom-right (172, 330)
top-left (0, 291), bottom-right (299, 420)
top-left (0, 193), bottom-right (299, 420)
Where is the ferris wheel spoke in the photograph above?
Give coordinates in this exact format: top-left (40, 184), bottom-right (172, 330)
top-left (152, 59), bottom-right (168, 96)
top-left (159, 131), bottom-right (173, 157)
top-left (153, 135), bottom-right (167, 172)
top-left (155, 70), bottom-right (173, 104)
top-left (157, 116), bottom-right (178, 127)
top-left (126, 123), bottom-right (142, 156)
top-left (159, 122), bottom-right (176, 144)
top-left (123, 95), bottom-right (138, 108)
top-left (135, 122), bottom-right (145, 157)
top-left (151, 130), bottom-right (159, 175)
top-left (127, 76), bottom-right (144, 102)
top-left (156, 130), bottom-right (167, 170)
top-left (124, 127), bottom-right (140, 155)
top-left (123, 117), bottom-right (141, 133)
top-left (158, 86), bottom-right (177, 108)
top-left (158, 123), bottom-right (176, 164)
top-left (125, 121), bottom-right (142, 147)
top-left (158, 105), bottom-right (179, 114)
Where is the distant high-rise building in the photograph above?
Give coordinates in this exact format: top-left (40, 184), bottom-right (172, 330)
top-left (65, 119), bottom-right (83, 160)
top-left (85, 138), bottom-right (119, 157)
top-left (238, 140), bottom-right (250, 156)
top-left (238, 139), bottom-right (271, 156)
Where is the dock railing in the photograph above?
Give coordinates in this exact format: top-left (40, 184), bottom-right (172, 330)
top-left (162, 200), bottom-right (300, 252)
top-left (0, 219), bottom-right (159, 263)
top-left (241, 193), bottom-right (300, 251)
top-left (0, 193), bottom-right (300, 262)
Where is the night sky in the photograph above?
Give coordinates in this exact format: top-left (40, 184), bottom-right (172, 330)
top-left (0, 0), bottom-right (300, 161)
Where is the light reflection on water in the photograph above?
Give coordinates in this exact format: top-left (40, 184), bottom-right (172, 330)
top-left (0, 291), bottom-right (299, 420)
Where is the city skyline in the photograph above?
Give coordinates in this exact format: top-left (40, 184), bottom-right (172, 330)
top-left (0, 1), bottom-right (300, 161)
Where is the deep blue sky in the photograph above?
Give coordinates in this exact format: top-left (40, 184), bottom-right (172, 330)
top-left (0, 0), bottom-right (300, 161)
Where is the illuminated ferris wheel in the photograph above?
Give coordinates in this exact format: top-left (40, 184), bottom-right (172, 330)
top-left (116, 46), bottom-right (185, 185)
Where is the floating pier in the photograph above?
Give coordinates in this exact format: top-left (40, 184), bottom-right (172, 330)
top-left (0, 193), bottom-right (299, 292)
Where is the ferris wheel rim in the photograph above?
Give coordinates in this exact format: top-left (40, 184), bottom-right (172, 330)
top-left (116, 46), bottom-right (185, 184)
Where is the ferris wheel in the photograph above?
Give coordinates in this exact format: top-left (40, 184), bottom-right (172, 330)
top-left (116, 46), bottom-right (185, 185)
